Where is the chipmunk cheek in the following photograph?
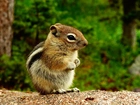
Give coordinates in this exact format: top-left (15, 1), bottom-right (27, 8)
top-left (76, 41), bottom-right (83, 47)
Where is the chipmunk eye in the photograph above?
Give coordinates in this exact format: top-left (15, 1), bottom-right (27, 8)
top-left (67, 33), bottom-right (76, 42)
top-left (67, 35), bottom-right (76, 40)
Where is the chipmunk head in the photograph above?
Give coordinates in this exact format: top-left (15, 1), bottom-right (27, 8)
top-left (47, 23), bottom-right (88, 51)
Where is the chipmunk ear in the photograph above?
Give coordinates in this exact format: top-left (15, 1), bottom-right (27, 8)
top-left (50, 25), bottom-right (60, 37)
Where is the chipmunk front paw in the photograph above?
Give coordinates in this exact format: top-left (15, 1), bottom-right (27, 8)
top-left (66, 62), bottom-right (76, 70)
top-left (74, 58), bottom-right (80, 67)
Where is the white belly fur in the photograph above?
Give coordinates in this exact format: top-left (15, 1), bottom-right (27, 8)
top-left (29, 60), bottom-right (75, 93)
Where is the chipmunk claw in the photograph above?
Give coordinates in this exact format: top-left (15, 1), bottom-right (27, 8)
top-left (53, 89), bottom-right (67, 94)
top-left (66, 87), bottom-right (80, 92)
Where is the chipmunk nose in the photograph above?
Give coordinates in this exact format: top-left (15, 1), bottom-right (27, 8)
top-left (83, 43), bottom-right (87, 46)
top-left (83, 40), bottom-right (88, 46)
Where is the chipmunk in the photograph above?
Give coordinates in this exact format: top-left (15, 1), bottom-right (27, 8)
top-left (26, 23), bottom-right (88, 94)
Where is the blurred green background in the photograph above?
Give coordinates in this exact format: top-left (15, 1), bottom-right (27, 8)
top-left (0, 0), bottom-right (140, 92)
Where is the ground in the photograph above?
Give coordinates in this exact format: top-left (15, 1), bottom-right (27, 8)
top-left (0, 89), bottom-right (140, 105)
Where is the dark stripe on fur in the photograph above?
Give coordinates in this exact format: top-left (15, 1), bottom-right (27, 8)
top-left (29, 41), bottom-right (44, 55)
top-left (27, 42), bottom-right (44, 69)
top-left (28, 51), bottom-right (42, 69)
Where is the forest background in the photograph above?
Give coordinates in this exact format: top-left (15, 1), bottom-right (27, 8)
top-left (0, 0), bottom-right (140, 92)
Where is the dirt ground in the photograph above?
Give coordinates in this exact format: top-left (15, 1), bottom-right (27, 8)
top-left (0, 89), bottom-right (140, 105)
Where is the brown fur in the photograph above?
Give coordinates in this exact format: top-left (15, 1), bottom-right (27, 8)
top-left (26, 23), bottom-right (88, 94)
